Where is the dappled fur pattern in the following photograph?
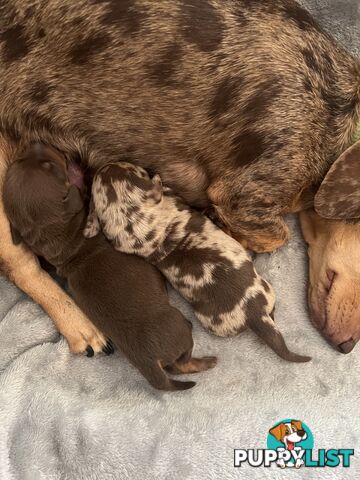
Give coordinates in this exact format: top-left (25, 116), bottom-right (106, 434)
top-left (85, 162), bottom-right (311, 363)
top-left (0, 0), bottom-right (359, 252)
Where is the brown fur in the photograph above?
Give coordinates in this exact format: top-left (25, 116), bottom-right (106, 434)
top-left (0, 0), bottom-right (359, 350)
top-left (0, 142), bottom-right (109, 355)
top-left (315, 142), bottom-right (360, 219)
top-left (2, 144), bottom-right (217, 390)
top-left (0, 1), bottom-right (358, 233)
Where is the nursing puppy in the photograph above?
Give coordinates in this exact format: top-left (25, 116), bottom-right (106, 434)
top-left (85, 162), bottom-right (311, 363)
top-left (3, 145), bottom-right (217, 391)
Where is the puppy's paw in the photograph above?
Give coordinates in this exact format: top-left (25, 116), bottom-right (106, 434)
top-left (83, 221), bottom-right (99, 239)
top-left (83, 200), bottom-right (101, 239)
top-left (198, 356), bottom-right (218, 371)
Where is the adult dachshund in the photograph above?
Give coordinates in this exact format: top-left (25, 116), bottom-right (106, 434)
top-left (0, 0), bottom-right (359, 353)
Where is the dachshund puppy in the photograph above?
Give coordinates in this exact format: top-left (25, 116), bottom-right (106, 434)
top-left (3, 145), bottom-right (217, 391)
top-left (85, 162), bottom-right (311, 363)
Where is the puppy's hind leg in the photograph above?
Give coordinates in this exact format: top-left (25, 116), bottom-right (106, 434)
top-left (166, 349), bottom-right (217, 374)
top-left (139, 361), bottom-right (196, 391)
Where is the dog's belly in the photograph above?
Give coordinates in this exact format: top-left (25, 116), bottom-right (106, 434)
top-left (0, 0), bottom-right (355, 207)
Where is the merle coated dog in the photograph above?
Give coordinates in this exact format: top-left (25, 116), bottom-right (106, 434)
top-left (0, 0), bottom-right (359, 353)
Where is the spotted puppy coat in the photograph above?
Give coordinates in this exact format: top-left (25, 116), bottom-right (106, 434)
top-left (85, 162), bottom-right (311, 363)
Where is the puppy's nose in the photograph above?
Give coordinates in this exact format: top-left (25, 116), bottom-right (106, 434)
top-left (297, 429), bottom-right (306, 437)
top-left (338, 339), bottom-right (357, 354)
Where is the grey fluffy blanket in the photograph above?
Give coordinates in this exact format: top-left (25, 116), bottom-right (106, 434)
top-left (0, 2), bottom-right (359, 479)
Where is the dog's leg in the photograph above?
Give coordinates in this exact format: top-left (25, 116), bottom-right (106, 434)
top-left (0, 153), bottom-right (108, 355)
top-left (166, 353), bottom-right (217, 374)
top-left (207, 175), bottom-right (295, 253)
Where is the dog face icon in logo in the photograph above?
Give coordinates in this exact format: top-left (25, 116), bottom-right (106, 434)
top-left (270, 420), bottom-right (307, 449)
top-left (268, 419), bottom-right (313, 469)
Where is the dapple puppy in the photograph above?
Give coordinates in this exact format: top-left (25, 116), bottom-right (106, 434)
top-left (0, 0), bottom-right (359, 352)
top-left (3, 144), bottom-right (217, 391)
top-left (85, 162), bottom-right (311, 363)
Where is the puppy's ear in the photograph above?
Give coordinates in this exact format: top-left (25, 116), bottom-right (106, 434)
top-left (83, 198), bottom-right (101, 238)
top-left (64, 185), bottom-right (83, 215)
top-left (315, 141), bottom-right (360, 219)
top-left (150, 174), bottom-right (163, 204)
top-left (269, 424), bottom-right (284, 442)
top-left (9, 224), bottom-right (22, 246)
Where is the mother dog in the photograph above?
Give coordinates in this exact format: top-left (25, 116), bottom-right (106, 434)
top-left (0, 0), bottom-right (359, 353)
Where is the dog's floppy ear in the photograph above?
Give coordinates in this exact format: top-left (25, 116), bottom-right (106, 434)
top-left (291, 420), bottom-right (303, 431)
top-left (83, 198), bottom-right (101, 238)
top-left (9, 224), bottom-right (22, 246)
top-left (64, 185), bottom-right (83, 215)
top-left (269, 423), bottom-right (285, 442)
top-left (299, 209), bottom-right (322, 244)
top-left (315, 141), bottom-right (360, 219)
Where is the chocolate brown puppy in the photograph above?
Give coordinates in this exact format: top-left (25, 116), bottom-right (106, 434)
top-left (3, 144), bottom-right (217, 391)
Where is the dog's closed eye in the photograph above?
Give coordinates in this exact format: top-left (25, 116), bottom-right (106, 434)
top-left (325, 270), bottom-right (336, 293)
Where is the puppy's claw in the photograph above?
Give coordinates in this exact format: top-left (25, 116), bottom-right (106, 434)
top-left (85, 346), bottom-right (94, 357)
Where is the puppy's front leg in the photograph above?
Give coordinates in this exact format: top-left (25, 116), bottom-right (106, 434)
top-left (0, 158), bottom-right (107, 356)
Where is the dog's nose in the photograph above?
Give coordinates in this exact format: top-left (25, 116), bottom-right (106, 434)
top-left (338, 339), bottom-right (357, 354)
top-left (297, 429), bottom-right (306, 437)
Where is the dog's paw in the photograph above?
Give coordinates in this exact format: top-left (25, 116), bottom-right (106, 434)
top-left (65, 322), bottom-right (110, 357)
top-left (232, 233), bottom-right (288, 253)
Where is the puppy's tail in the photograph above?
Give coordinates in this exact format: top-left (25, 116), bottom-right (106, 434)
top-left (138, 361), bottom-right (196, 391)
top-left (169, 379), bottom-right (197, 391)
top-left (249, 315), bottom-right (311, 363)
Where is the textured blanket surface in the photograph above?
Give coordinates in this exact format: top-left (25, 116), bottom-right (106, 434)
top-left (0, 1), bottom-right (359, 479)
